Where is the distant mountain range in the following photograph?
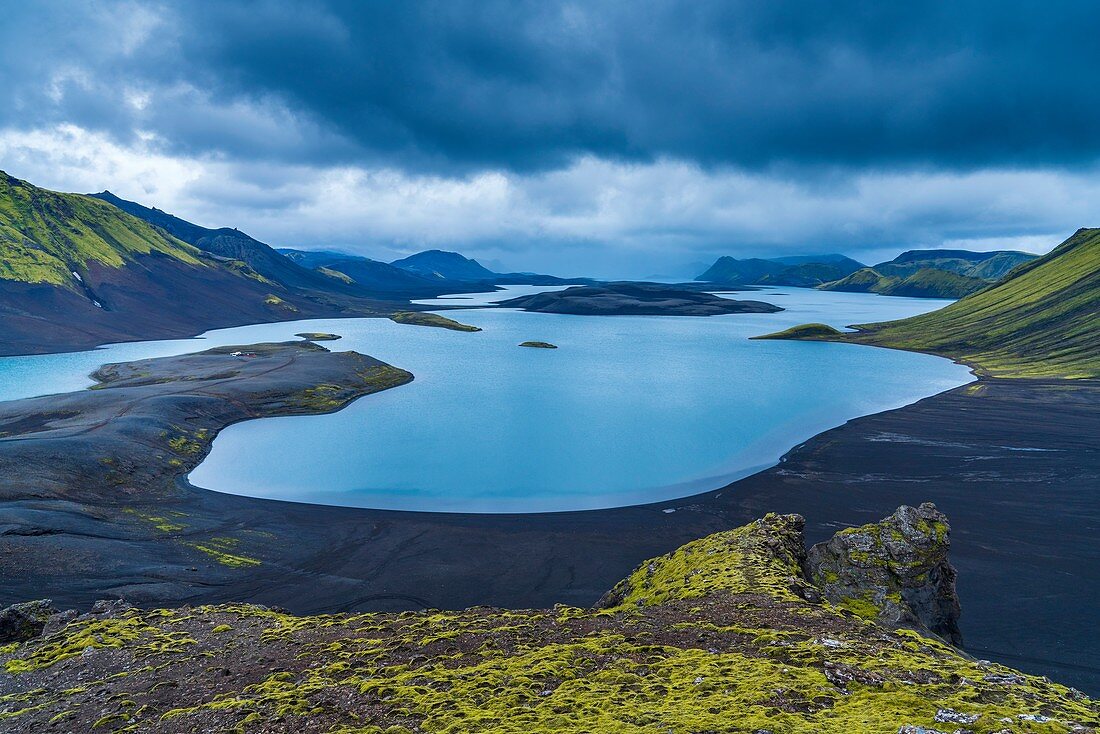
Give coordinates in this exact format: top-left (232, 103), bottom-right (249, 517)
top-left (0, 172), bottom-right (591, 355)
top-left (696, 248), bottom-right (1039, 298)
top-left (819, 249), bottom-right (1039, 298)
top-left (390, 249), bottom-right (498, 281)
top-left (695, 254), bottom-right (865, 287)
top-left (282, 247), bottom-right (594, 289)
top-left (279, 249), bottom-right (456, 294)
top-left (0, 171), bottom-right (397, 356)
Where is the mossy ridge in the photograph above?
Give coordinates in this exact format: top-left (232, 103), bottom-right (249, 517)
top-left (2, 517), bottom-right (1095, 732)
top-left (0, 172), bottom-right (204, 286)
top-left (3, 612), bottom-right (194, 674)
top-left (389, 311), bottom-right (482, 331)
top-left (845, 229), bottom-right (1100, 378)
top-left (818, 267), bottom-right (989, 299)
top-left (600, 513), bottom-right (811, 608)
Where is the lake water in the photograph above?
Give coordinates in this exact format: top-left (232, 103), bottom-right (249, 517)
top-left (0, 286), bottom-right (972, 513)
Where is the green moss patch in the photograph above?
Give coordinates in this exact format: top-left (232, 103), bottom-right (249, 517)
top-left (295, 332), bottom-right (342, 341)
top-left (0, 172), bottom-right (204, 287)
top-left (1, 517), bottom-right (1095, 732)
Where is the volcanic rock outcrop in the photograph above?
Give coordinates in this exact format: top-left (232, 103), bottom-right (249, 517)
top-left (806, 502), bottom-right (962, 645)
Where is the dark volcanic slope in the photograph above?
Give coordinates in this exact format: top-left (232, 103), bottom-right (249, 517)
top-left (499, 282), bottom-right (781, 315)
top-left (390, 248), bottom-right (498, 280)
top-left (0, 345), bottom-right (1096, 691)
top-left (0, 173), bottom-right (340, 356)
top-left (0, 173), bottom-right (415, 356)
top-left (279, 248), bottom-right (487, 297)
top-left (91, 192), bottom-right (360, 294)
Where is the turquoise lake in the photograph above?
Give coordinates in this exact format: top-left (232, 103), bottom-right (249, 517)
top-left (0, 287), bottom-right (973, 513)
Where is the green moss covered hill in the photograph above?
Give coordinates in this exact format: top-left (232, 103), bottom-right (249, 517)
top-left (818, 266), bottom-right (989, 299)
top-left (0, 172), bottom-right (391, 356)
top-left (0, 172), bottom-right (204, 286)
top-left (849, 229), bottom-right (1099, 378)
top-left (1, 508), bottom-right (1095, 733)
top-left (762, 229), bottom-right (1099, 378)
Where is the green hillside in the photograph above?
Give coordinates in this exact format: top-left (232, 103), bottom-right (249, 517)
top-left (847, 229), bottom-right (1100, 378)
top-left (0, 172), bottom-right (203, 286)
top-left (819, 266), bottom-right (988, 298)
top-left (880, 268), bottom-right (988, 298)
top-left (816, 267), bottom-right (889, 293)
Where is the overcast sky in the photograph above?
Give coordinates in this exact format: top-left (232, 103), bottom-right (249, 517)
top-left (2, 1), bottom-right (1098, 277)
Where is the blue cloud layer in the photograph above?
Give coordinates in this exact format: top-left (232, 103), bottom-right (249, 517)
top-left (5, 1), bottom-right (1100, 172)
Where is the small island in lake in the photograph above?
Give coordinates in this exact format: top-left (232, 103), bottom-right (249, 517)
top-left (295, 332), bottom-right (342, 341)
top-left (750, 323), bottom-right (844, 340)
top-left (519, 341), bottom-right (557, 348)
top-left (389, 311), bottom-right (482, 332)
top-left (498, 282), bottom-right (782, 316)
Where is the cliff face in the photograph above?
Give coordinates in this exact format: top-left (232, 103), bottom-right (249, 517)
top-left (1, 507), bottom-right (1094, 733)
top-left (806, 503), bottom-right (962, 645)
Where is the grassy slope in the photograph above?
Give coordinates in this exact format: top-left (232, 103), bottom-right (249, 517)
top-left (2, 514), bottom-right (1095, 732)
top-left (0, 172), bottom-right (202, 286)
top-left (819, 267), bottom-right (987, 298)
top-left (818, 267), bottom-right (898, 293)
top-left (879, 268), bottom-right (988, 298)
top-left (848, 229), bottom-right (1100, 378)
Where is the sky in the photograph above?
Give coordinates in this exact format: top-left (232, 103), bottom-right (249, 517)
top-left (2, 1), bottom-right (1099, 278)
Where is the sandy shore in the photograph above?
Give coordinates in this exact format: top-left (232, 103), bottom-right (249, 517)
top-left (0, 344), bottom-right (1096, 692)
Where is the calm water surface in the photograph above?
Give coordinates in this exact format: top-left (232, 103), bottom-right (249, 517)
top-left (0, 286), bottom-right (972, 512)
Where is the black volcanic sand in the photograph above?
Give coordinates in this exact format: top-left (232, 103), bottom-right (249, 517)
top-left (497, 281), bottom-right (781, 315)
top-left (0, 346), bottom-right (1097, 692)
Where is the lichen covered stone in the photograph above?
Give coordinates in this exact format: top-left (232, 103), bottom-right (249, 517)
top-left (806, 502), bottom-right (961, 645)
top-left (0, 601), bottom-right (57, 644)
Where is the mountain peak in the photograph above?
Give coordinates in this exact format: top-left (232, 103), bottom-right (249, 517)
top-left (390, 249), bottom-right (497, 281)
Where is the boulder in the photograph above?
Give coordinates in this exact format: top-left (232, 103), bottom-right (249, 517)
top-left (806, 503), bottom-right (962, 645)
top-left (0, 599), bottom-right (58, 644)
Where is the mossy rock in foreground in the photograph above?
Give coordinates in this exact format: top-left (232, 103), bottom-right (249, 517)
top-left (519, 341), bottom-right (557, 349)
top-left (751, 322), bottom-right (844, 340)
top-left (1, 508), bottom-right (1095, 733)
top-left (389, 311), bottom-right (482, 332)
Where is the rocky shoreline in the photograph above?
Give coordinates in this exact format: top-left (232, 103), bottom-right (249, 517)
top-left (0, 345), bottom-right (1096, 693)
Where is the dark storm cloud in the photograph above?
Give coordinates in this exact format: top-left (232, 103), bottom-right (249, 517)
top-left (4, 0), bottom-right (1100, 173)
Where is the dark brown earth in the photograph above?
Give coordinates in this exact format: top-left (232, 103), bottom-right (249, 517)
top-left (0, 253), bottom-right (428, 357)
top-left (0, 346), bottom-right (1096, 693)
